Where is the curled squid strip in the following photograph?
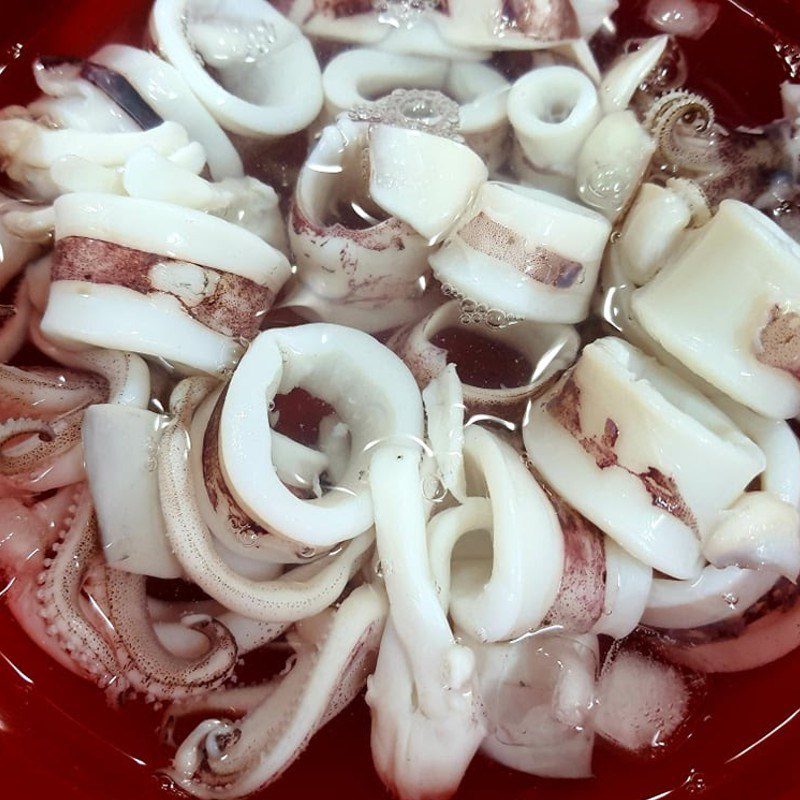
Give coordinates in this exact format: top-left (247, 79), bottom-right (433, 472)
top-left (103, 568), bottom-right (238, 701)
top-left (422, 364), bottom-right (467, 502)
top-left (218, 324), bottom-right (424, 547)
top-left (188, 387), bottom-right (319, 566)
top-left (367, 442), bottom-right (486, 800)
top-left (0, 114), bottom-right (191, 202)
top-left (150, 0), bottom-right (323, 138)
top-left (92, 45), bottom-right (244, 180)
top-left (158, 377), bottom-right (375, 623)
top-left (170, 583), bottom-right (388, 799)
top-left (430, 425), bottom-right (564, 642)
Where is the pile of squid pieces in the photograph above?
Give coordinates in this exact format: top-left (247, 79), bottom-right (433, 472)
top-left (2, 0), bottom-right (800, 798)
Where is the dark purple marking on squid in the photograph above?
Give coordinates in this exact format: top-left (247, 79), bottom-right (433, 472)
top-left (312, 0), bottom-right (374, 18)
top-left (501, 0), bottom-right (580, 40)
top-left (756, 305), bottom-right (800, 381)
top-left (54, 236), bottom-right (274, 341)
top-left (458, 211), bottom-right (583, 289)
top-left (545, 493), bottom-right (606, 633)
top-left (653, 578), bottom-right (798, 646)
top-left (38, 56), bottom-right (163, 130)
top-left (547, 374), bottom-right (698, 531)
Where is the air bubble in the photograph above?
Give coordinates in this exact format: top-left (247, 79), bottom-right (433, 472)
top-left (236, 530), bottom-right (260, 549)
top-left (457, 297), bottom-right (519, 329)
top-left (421, 472), bottom-right (447, 503)
top-left (684, 769), bottom-right (707, 794)
top-left (722, 592), bottom-right (739, 609)
top-left (775, 41), bottom-right (800, 79)
top-left (350, 89), bottom-right (462, 141)
top-left (375, 0), bottom-right (442, 30)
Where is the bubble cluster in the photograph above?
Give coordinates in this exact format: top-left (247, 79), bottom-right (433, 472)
top-left (350, 88), bottom-right (463, 141)
top-left (440, 284), bottom-right (520, 329)
top-left (374, 0), bottom-right (443, 29)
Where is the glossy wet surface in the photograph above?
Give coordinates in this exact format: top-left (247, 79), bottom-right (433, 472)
top-left (2, 1), bottom-right (800, 799)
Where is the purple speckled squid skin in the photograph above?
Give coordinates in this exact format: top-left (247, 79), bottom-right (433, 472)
top-left (544, 493), bottom-right (607, 634)
top-left (54, 236), bottom-right (275, 340)
top-left (546, 373), bottom-right (699, 532)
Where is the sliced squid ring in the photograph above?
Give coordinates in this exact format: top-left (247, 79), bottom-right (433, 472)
top-left (524, 337), bottom-right (765, 580)
top-left (219, 323), bottom-right (424, 547)
top-left (508, 66), bottom-right (600, 192)
top-left (644, 395), bottom-right (799, 631)
top-left (321, 49), bottom-right (509, 168)
top-left (189, 386), bottom-right (332, 565)
top-left (92, 44), bottom-right (243, 180)
top-left (427, 425), bottom-right (564, 643)
top-left (390, 300), bottom-right (579, 416)
top-left (429, 182), bottom-right (611, 324)
top-left (41, 192), bottom-right (290, 377)
top-left (150, 0), bottom-right (323, 139)
top-left (289, 116), bottom-right (433, 311)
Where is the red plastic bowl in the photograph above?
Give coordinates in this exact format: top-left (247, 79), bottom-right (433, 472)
top-left (2, 2), bottom-right (800, 799)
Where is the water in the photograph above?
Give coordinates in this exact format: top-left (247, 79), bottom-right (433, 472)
top-left (0, 1), bottom-right (800, 800)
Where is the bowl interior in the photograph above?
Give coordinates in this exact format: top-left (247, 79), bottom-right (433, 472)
top-left (1, 2), bottom-right (800, 799)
